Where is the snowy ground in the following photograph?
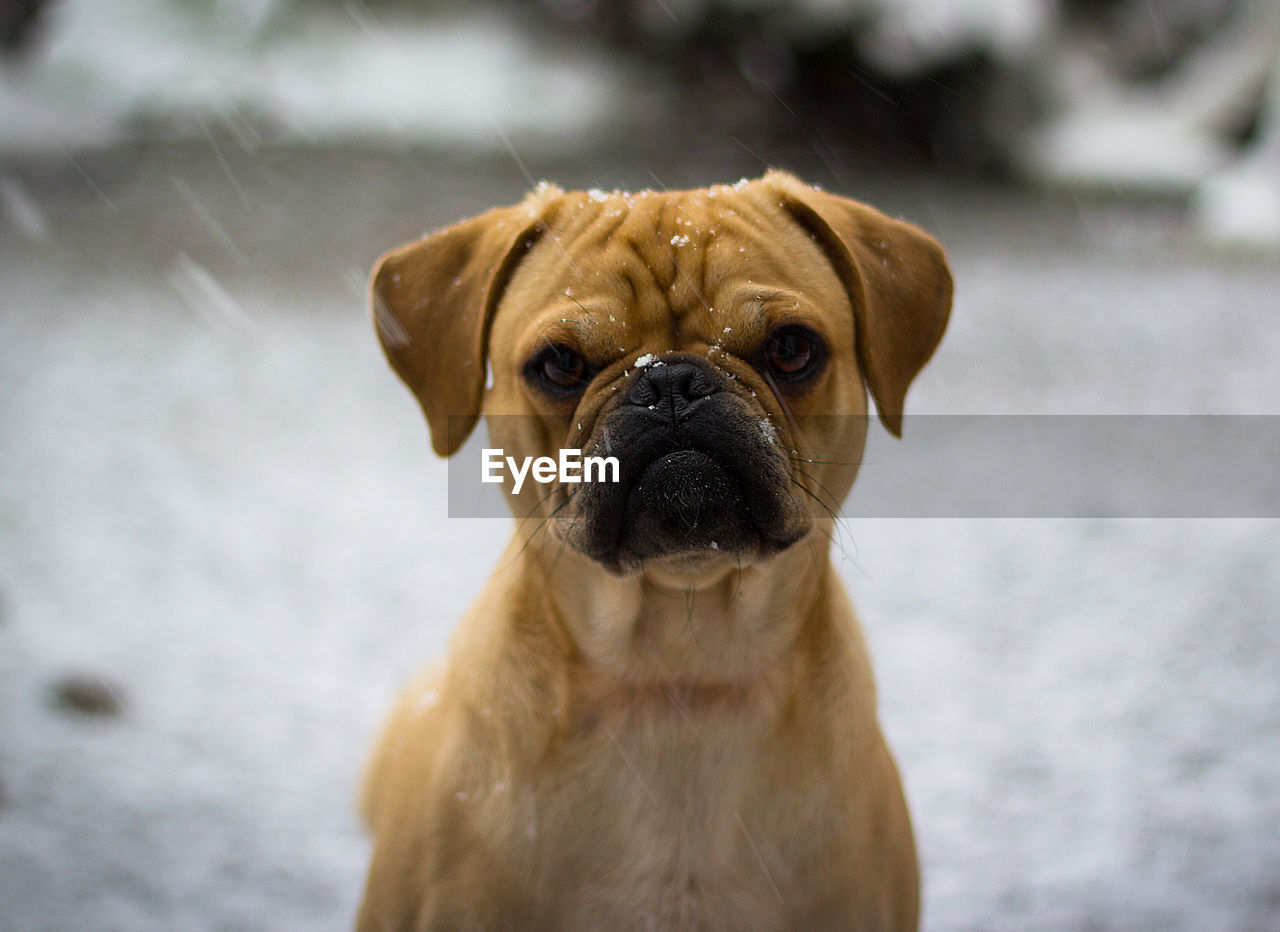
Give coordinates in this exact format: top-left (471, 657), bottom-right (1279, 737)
top-left (2, 142), bottom-right (1279, 930)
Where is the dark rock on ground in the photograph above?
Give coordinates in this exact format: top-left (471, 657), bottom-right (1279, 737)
top-left (49, 673), bottom-right (126, 718)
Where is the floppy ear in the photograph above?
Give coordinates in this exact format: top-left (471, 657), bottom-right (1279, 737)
top-left (371, 197), bottom-right (557, 456)
top-left (765, 171), bottom-right (953, 437)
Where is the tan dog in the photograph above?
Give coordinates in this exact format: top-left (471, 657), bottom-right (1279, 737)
top-left (359, 171), bottom-right (952, 931)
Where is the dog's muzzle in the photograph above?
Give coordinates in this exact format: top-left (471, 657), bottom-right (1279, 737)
top-left (559, 355), bottom-right (806, 572)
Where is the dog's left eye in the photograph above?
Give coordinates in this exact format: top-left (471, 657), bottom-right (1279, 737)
top-left (763, 326), bottom-right (824, 383)
top-left (528, 344), bottom-right (589, 395)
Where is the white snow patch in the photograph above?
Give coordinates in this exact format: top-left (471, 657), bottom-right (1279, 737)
top-left (856, 0), bottom-right (1051, 78)
top-left (1194, 163), bottom-right (1280, 249)
top-left (1019, 110), bottom-right (1231, 194)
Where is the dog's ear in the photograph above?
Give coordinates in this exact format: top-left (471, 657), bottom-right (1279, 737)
top-left (764, 171), bottom-right (953, 437)
top-left (370, 193), bottom-right (559, 456)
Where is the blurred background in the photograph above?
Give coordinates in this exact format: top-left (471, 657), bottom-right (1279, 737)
top-left (1, 1), bottom-right (1278, 929)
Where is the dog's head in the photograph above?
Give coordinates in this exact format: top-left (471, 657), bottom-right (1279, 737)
top-left (372, 172), bottom-right (951, 578)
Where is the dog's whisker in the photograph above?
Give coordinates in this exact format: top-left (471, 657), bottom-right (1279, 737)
top-left (531, 534), bottom-right (572, 620)
top-left (788, 462), bottom-right (851, 528)
top-left (506, 489), bottom-right (572, 569)
top-left (799, 513), bottom-right (847, 566)
top-left (512, 481), bottom-right (566, 529)
top-left (761, 369), bottom-right (861, 551)
top-left (786, 454), bottom-right (863, 467)
top-left (786, 470), bottom-right (857, 564)
top-left (787, 468), bottom-right (844, 528)
top-left (679, 585), bottom-right (719, 662)
top-left (790, 465), bottom-right (845, 517)
top-left (761, 368), bottom-right (802, 439)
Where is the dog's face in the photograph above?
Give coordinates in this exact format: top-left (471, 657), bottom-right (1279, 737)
top-left (372, 172), bottom-right (951, 580)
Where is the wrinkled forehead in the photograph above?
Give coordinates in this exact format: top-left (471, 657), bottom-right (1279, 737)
top-left (497, 184), bottom-right (848, 330)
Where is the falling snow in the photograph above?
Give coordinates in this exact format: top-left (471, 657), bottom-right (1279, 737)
top-left (1, 3), bottom-right (1279, 930)
top-left (2, 147), bottom-right (1280, 932)
top-left (0, 176), bottom-right (50, 241)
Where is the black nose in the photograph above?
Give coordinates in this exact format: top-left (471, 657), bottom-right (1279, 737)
top-left (627, 359), bottom-right (719, 415)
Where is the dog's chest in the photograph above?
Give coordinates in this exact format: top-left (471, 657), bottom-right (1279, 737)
top-left (508, 706), bottom-right (797, 928)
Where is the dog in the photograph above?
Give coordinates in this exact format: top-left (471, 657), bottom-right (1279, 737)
top-left (358, 170), bottom-right (952, 930)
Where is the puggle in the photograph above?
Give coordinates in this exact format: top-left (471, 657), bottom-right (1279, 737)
top-left (358, 171), bottom-right (952, 931)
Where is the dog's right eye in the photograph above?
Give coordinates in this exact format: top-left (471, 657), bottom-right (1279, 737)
top-left (527, 344), bottom-right (589, 395)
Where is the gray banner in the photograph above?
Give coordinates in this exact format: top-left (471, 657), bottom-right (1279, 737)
top-left (445, 416), bottom-right (1280, 518)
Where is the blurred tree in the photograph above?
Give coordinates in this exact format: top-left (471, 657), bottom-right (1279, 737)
top-left (510, 0), bottom-right (1278, 201)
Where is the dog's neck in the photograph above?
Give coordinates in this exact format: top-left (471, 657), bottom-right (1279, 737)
top-left (516, 534), bottom-right (836, 699)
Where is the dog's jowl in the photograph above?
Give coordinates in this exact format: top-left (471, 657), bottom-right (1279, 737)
top-left (359, 171), bottom-right (952, 931)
